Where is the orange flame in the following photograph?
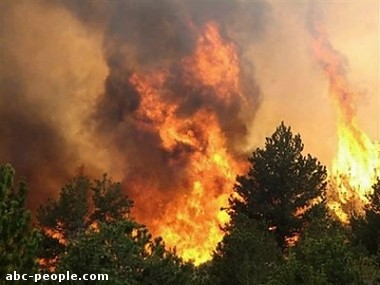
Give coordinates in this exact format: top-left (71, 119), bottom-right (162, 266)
top-left (311, 24), bottom-right (380, 222)
top-left (43, 225), bottom-right (66, 245)
top-left (128, 22), bottom-right (247, 264)
top-left (38, 226), bottom-right (66, 271)
top-left (184, 22), bottom-right (243, 102)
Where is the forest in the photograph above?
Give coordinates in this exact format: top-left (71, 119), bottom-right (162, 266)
top-left (1, 122), bottom-right (380, 285)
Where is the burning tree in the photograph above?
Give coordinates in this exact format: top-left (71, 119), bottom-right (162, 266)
top-left (310, 21), bottom-right (380, 222)
top-left (36, 174), bottom-right (194, 284)
top-left (351, 179), bottom-right (380, 255)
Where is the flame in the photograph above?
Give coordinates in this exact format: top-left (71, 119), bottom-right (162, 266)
top-left (43, 224), bottom-right (66, 245)
top-left (38, 225), bottom-right (66, 271)
top-left (184, 22), bottom-right (243, 102)
top-left (311, 24), bottom-right (380, 222)
top-left (127, 22), bottom-right (247, 264)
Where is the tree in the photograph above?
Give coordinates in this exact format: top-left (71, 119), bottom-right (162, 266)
top-left (37, 176), bottom-right (91, 269)
top-left (266, 195), bottom-right (380, 285)
top-left (0, 163), bottom-right (40, 276)
top-left (37, 174), bottom-right (194, 284)
top-left (229, 122), bottom-right (328, 249)
top-left (268, 230), bottom-right (367, 285)
top-left (351, 178), bottom-right (380, 255)
top-left (89, 175), bottom-right (133, 224)
top-left (37, 174), bottom-right (133, 268)
top-left (56, 220), bottom-right (193, 285)
top-left (209, 213), bottom-right (280, 285)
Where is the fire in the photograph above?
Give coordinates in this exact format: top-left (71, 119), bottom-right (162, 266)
top-left (127, 22), bottom-right (247, 264)
top-left (184, 22), bottom-right (243, 102)
top-left (43, 224), bottom-right (66, 245)
top-left (311, 24), bottom-right (380, 222)
top-left (38, 226), bottom-right (66, 271)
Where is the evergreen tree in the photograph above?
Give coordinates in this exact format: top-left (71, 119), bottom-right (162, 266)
top-left (229, 122), bottom-right (328, 249)
top-left (0, 163), bottom-right (40, 276)
top-left (56, 220), bottom-right (193, 285)
top-left (37, 174), bottom-right (133, 268)
top-left (268, 230), bottom-right (367, 285)
top-left (210, 213), bottom-right (280, 285)
top-left (351, 178), bottom-right (380, 255)
top-left (37, 174), bottom-right (193, 284)
top-left (37, 176), bottom-right (91, 269)
top-left (89, 174), bottom-right (133, 224)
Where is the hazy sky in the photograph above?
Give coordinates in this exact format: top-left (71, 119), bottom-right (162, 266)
top-left (247, 0), bottom-right (379, 167)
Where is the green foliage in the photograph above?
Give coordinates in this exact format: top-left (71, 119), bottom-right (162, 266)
top-left (37, 174), bottom-right (133, 267)
top-left (351, 179), bottom-right (380, 255)
top-left (37, 176), bottom-right (90, 267)
top-left (267, 206), bottom-right (380, 285)
top-left (229, 122), bottom-right (328, 249)
top-left (38, 176), bottom-right (90, 236)
top-left (0, 163), bottom-right (40, 277)
top-left (139, 236), bottom-right (194, 285)
top-left (268, 230), bottom-right (367, 285)
top-left (210, 213), bottom-right (280, 285)
top-left (191, 262), bottom-right (213, 285)
top-left (89, 175), bottom-right (133, 224)
top-left (55, 220), bottom-right (193, 285)
top-left (37, 173), bottom-right (193, 284)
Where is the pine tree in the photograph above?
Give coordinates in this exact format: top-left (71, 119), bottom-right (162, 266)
top-left (229, 122), bottom-right (328, 249)
top-left (0, 163), bottom-right (40, 276)
top-left (351, 178), bottom-right (380, 255)
top-left (37, 174), bottom-right (193, 284)
top-left (210, 214), bottom-right (280, 285)
top-left (57, 220), bottom-right (193, 285)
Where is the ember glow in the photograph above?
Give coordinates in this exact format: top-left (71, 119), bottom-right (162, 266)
top-left (311, 24), bottom-right (380, 222)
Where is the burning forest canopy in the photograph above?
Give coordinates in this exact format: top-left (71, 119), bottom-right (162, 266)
top-left (0, 0), bottom-right (379, 265)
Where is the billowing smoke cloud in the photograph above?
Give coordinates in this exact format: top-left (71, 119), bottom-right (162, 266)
top-left (0, 1), bottom-right (107, 208)
top-left (0, 0), bottom-right (268, 212)
top-left (0, 3), bottom-right (74, 203)
top-left (88, 0), bottom-right (268, 144)
top-left (87, 0), bottom-right (268, 222)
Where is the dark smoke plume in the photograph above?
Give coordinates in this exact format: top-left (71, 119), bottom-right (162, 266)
top-left (0, 3), bottom-right (78, 207)
top-left (0, 0), bottom-right (268, 213)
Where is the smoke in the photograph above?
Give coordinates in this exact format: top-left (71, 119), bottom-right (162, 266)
top-left (246, 0), bottom-right (378, 166)
top-left (88, 0), bottom-right (269, 221)
top-left (0, 3), bottom-right (72, 202)
top-left (91, 0), bottom-right (268, 137)
top-left (0, 0), bottom-right (268, 211)
top-left (1, 0), bottom-right (377, 222)
top-left (0, 1), bottom-right (107, 207)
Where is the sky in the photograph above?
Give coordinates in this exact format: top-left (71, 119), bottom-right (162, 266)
top-left (247, 0), bottom-right (379, 168)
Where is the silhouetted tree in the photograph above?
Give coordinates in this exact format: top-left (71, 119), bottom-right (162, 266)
top-left (229, 122), bottom-right (328, 249)
top-left (37, 174), bottom-right (193, 284)
top-left (56, 220), bottom-right (193, 285)
top-left (351, 178), bottom-right (380, 255)
top-left (37, 176), bottom-right (90, 268)
top-left (37, 174), bottom-right (132, 268)
top-left (210, 213), bottom-right (280, 285)
top-left (268, 230), bottom-right (368, 285)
